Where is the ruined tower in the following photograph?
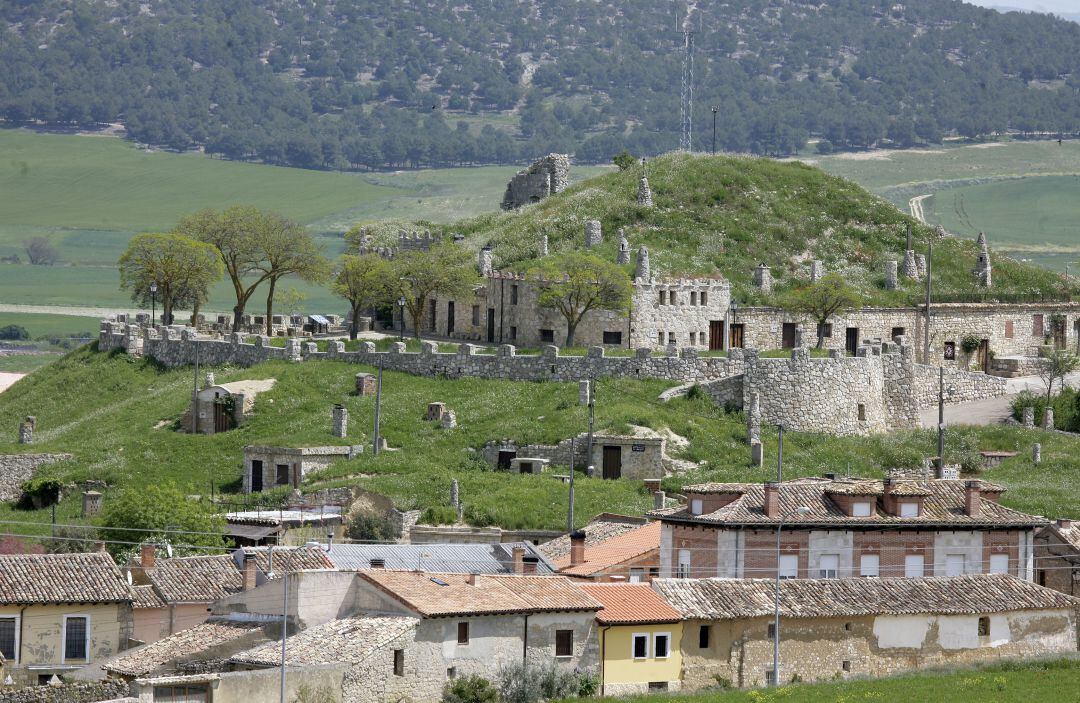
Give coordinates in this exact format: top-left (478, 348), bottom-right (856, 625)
top-left (975, 232), bottom-right (992, 288)
top-left (637, 176), bottom-right (654, 207)
top-left (585, 220), bottom-right (602, 248)
top-left (635, 246), bottom-right (651, 281)
top-left (617, 230), bottom-right (631, 264)
top-left (753, 263), bottom-right (772, 293)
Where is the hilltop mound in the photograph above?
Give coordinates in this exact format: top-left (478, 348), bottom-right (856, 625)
top-left (443, 152), bottom-right (1072, 304)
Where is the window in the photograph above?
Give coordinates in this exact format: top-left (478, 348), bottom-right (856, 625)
top-left (603, 331), bottom-right (622, 345)
top-left (659, 291), bottom-right (666, 305)
top-left (689, 332), bottom-right (696, 346)
top-left (842, 660), bottom-right (851, 672)
top-left (555, 629), bottom-right (573, 657)
top-left (63, 615), bottom-right (88, 662)
top-left (471, 305), bottom-right (480, 326)
top-left (632, 633), bottom-right (649, 659)
top-left (904, 554), bottom-right (925, 578)
top-left (648, 682), bottom-right (669, 692)
top-left (819, 554), bottom-right (840, 579)
top-left (629, 568), bottom-right (645, 583)
top-left (1033, 314), bottom-right (1045, 337)
top-left (154, 685), bottom-right (209, 702)
top-left (944, 341), bottom-right (956, 360)
top-left (677, 549), bottom-right (691, 578)
top-left (649, 567), bottom-right (660, 579)
top-left (700, 291), bottom-right (708, 306)
top-left (276, 464), bottom-right (290, 486)
top-left (820, 323), bottom-right (833, 338)
top-left (778, 554), bottom-right (798, 579)
top-left (690, 498), bottom-right (703, 515)
top-left (510, 285), bottom-right (518, 305)
top-left (670, 292), bottom-right (677, 305)
top-left (978, 616), bottom-right (990, 637)
top-left (1004, 320), bottom-right (1014, 339)
top-left (698, 625), bottom-right (711, 649)
top-left (667, 332), bottom-right (676, 345)
top-left (393, 649), bottom-right (404, 676)
top-left (509, 326), bottom-right (517, 340)
top-left (690, 292), bottom-right (697, 306)
top-left (0, 616), bottom-right (17, 662)
top-left (945, 554), bottom-right (966, 577)
top-left (767, 623), bottom-right (776, 639)
top-left (899, 502), bottom-right (920, 518)
top-left (844, 622), bottom-right (852, 631)
top-left (457, 622), bottom-right (470, 645)
top-left (857, 404), bottom-right (866, 421)
top-left (860, 554), bottom-right (880, 578)
top-left (989, 553), bottom-right (1009, 575)
top-left (540, 329), bottom-right (554, 343)
top-left (657, 331), bottom-right (664, 345)
top-left (891, 327), bottom-right (906, 341)
top-left (764, 670), bottom-right (777, 686)
top-left (653, 633), bottom-right (670, 658)
top-left (852, 501), bottom-right (872, 517)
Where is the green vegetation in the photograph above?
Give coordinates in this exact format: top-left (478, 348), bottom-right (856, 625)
top-left (0, 313), bottom-right (98, 341)
top-left (611, 658), bottom-right (1080, 703)
top-left (2, 348), bottom-right (1078, 540)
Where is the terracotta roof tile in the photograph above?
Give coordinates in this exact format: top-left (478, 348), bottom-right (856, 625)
top-left (241, 546), bottom-right (335, 574)
top-left (0, 552), bottom-right (132, 604)
top-left (580, 584), bottom-right (681, 625)
top-left (228, 616), bottom-right (418, 667)
top-left (131, 584), bottom-right (166, 609)
top-left (539, 515), bottom-right (648, 560)
top-left (147, 548), bottom-right (334, 604)
top-left (653, 574), bottom-right (1079, 620)
top-left (359, 571), bottom-right (601, 617)
top-left (554, 522), bottom-right (660, 576)
top-left (104, 621), bottom-right (265, 677)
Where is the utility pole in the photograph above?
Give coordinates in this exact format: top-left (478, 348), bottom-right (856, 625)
top-left (711, 106), bottom-right (719, 155)
top-left (567, 436), bottom-right (576, 532)
top-left (372, 365), bottom-right (383, 456)
top-left (279, 571), bottom-right (288, 703)
top-left (937, 366), bottom-right (945, 472)
top-left (192, 339), bottom-right (200, 435)
top-left (586, 381), bottom-right (595, 473)
top-left (924, 239), bottom-right (932, 365)
top-left (777, 425), bottom-right (783, 484)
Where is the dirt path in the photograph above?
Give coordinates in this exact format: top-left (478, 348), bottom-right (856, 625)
top-left (919, 372), bottom-right (1080, 428)
top-left (908, 194), bottom-right (931, 223)
top-left (0, 372), bottom-right (25, 394)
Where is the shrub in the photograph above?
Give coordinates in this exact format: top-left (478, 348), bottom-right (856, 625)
top-left (443, 675), bottom-right (498, 703)
top-left (0, 324), bottom-right (30, 340)
top-left (612, 149), bottom-right (637, 171)
top-left (496, 662), bottom-right (582, 703)
top-left (960, 335), bottom-right (982, 355)
top-left (291, 684), bottom-right (336, 703)
top-left (18, 477), bottom-right (63, 509)
top-left (345, 512), bottom-right (397, 542)
top-left (99, 482), bottom-right (224, 561)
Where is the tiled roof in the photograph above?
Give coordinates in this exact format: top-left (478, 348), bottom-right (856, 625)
top-left (147, 548), bottom-right (334, 604)
top-left (359, 571), bottom-right (601, 617)
top-left (131, 584), bottom-right (166, 609)
top-left (0, 552), bottom-right (132, 604)
top-left (1043, 521), bottom-right (1080, 552)
top-left (228, 616), bottom-right (418, 667)
top-left (553, 522), bottom-right (660, 576)
top-left (653, 574), bottom-right (1079, 620)
top-left (103, 621), bottom-right (265, 677)
top-left (539, 514), bottom-right (649, 560)
top-left (580, 584), bottom-right (681, 625)
top-left (653, 478), bottom-right (1042, 527)
top-left (240, 546), bottom-right (335, 574)
top-left (322, 542), bottom-right (555, 574)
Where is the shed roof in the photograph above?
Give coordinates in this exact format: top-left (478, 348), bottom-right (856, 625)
top-left (0, 552), bottom-right (131, 605)
top-left (228, 616), bottom-right (418, 667)
top-left (146, 547), bottom-right (333, 604)
top-left (103, 621), bottom-right (264, 676)
top-left (539, 514), bottom-right (649, 561)
top-left (580, 584), bottom-right (681, 625)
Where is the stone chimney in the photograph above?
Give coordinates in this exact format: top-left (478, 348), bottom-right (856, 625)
top-left (540, 234), bottom-right (549, 257)
top-left (975, 233), bottom-right (992, 287)
top-left (637, 176), bottom-right (654, 207)
top-left (332, 404), bottom-right (348, 438)
top-left (242, 553), bottom-right (258, 591)
top-left (466, 572), bottom-right (478, 586)
top-left (903, 249), bottom-right (918, 280)
top-left (810, 260), bottom-right (823, 283)
top-left (617, 230), bottom-right (630, 264)
top-left (585, 220), bottom-right (602, 248)
top-left (964, 480), bottom-right (982, 518)
top-left (654, 491), bottom-right (666, 509)
top-left (140, 543), bottom-right (157, 570)
top-left (82, 491), bottom-right (103, 518)
top-left (17, 416), bottom-right (35, 445)
top-left (569, 530), bottom-right (586, 566)
top-left (753, 264), bottom-right (772, 293)
top-left (884, 260), bottom-right (898, 290)
top-left (763, 482), bottom-right (779, 519)
top-left (204, 371), bottom-right (215, 389)
top-left (1057, 518), bottom-right (1074, 531)
top-left (916, 254), bottom-right (927, 279)
top-left (635, 246), bottom-right (651, 281)
top-left (479, 245), bottom-right (493, 276)
top-left (512, 547), bottom-right (525, 575)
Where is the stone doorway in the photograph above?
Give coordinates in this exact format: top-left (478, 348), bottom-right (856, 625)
top-left (602, 445), bottom-right (622, 479)
top-left (977, 339), bottom-right (991, 372)
top-left (447, 301), bottom-right (455, 335)
top-left (1052, 316), bottom-right (1066, 350)
top-left (497, 450), bottom-right (516, 471)
top-left (782, 323), bottom-right (798, 349)
top-left (486, 308), bottom-right (496, 343)
top-left (709, 320), bottom-right (724, 350)
top-left (250, 460), bottom-right (263, 493)
top-left (845, 327), bottom-right (859, 356)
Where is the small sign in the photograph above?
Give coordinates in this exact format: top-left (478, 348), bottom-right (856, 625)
top-left (631, 444), bottom-right (646, 452)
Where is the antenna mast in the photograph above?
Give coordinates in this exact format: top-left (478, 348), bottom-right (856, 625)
top-left (676, 12), bottom-right (695, 152)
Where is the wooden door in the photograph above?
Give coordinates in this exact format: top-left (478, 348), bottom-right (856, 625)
top-left (845, 327), bottom-right (859, 356)
top-left (709, 320), bottom-right (724, 350)
top-left (977, 339), bottom-right (990, 372)
top-left (782, 323), bottom-right (797, 349)
top-left (250, 460), bottom-right (263, 493)
top-left (486, 308), bottom-right (496, 343)
top-left (602, 446), bottom-right (622, 480)
top-left (729, 324), bottom-right (745, 349)
top-left (447, 301), bottom-right (455, 335)
top-left (1052, 317), bottom-right (1066, 349)
top-left (213, 401), bottom-right (230, 433)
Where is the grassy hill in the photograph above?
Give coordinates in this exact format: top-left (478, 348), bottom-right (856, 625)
top-left (433, 152), bottom-right (1076, 304)
top-left (1, 346), bottom-right (1078, 539)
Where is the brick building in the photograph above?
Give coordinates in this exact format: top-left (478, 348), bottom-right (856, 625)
top-left (651, 477), bottom-right (1045, 581)
top-left (1035, 518), bottom-right (1080, 596)
top-left (551, 522), bottom-right (661, 582)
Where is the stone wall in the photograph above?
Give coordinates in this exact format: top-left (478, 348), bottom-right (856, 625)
top-left (0, 453), bottom-right (72, 502)
top-left (501, 154), bottom-right (570, 210)
top-left (0, 680), bottom-right (129, 703)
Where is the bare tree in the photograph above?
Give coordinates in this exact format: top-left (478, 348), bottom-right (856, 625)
top-left (24, 236), bottom-right (59, 265)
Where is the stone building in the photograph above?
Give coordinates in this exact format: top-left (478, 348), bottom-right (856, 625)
top-left (1034, 518), bottom-right (1080, 596)
top-left (242, 444), bottom-right (363, 493)
top-left (501, 154), bottom-right (570, 210)
top-left (588, 435), bottom-right (665, 481)
top-left (185, 379), bottom-right (276, 434)
top-left (651, 476), bottom-right (1045, 581)
top-left (654, 574), bottom-right (1078, 689)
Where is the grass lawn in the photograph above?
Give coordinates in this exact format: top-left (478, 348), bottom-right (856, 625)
top-left (615, 658), bottom-right (1080, 703)
top-left (0, 354), bottom-right (60, 373)
top-left (0, 312), bottom-right (101, 338)
top-left (1, 346), bottom-right (1078, 540)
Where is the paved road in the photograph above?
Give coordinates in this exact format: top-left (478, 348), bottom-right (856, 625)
top-left (919, 371), bottom-right (1080, 428)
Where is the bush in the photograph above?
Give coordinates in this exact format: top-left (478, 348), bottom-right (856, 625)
top-left (0, 324), bottom-right (30, 340)
top-left (496, 662), bottom-right (582, 703)
top-left (612, 149), bottom-right (637, 171)
top-left (18, 477), bottom-right (63, 509)
top-left (961, 335), bottom-right (982, 355)
top-left (443, 675), bottom-right (498, 703)
top-left (99, 482), bottom-right (224, 561)
top-left (345, 512), bottom-right (397, 542)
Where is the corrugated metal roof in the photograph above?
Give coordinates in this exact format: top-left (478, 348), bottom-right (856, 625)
top-left (309, 314), bottom-right (330, 325)
top-left (324, 542), bottom-right (555, 574)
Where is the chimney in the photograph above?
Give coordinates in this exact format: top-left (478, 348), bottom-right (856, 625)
top-left (242, 553), bottom-right (258, 591)
top-left (522, 556), bottom-right (539, 575)
top-left (369, 558), bottom-right (386, 569)
top-left (569, 530), bottom-right (586, 566)
top-left (964, 480), bottom-right (981, 518)
top-left (512, 547), bottom-right (526, 575)
top-left (466, 572), bottom-right (478, 586)
top-left (94, 541), bottom-right (107, 554)
top-left (654, 491), bottom-right (666, 510)
top-left (140, 543), bottom-right (157, 570)
top-left (764, 482), bottom-right (779, 519)
top-left (1057, 518), bottom-right (1074, 531)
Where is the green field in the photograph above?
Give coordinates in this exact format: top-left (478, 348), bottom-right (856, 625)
top-left (0, 312), bottom-right (99, 338)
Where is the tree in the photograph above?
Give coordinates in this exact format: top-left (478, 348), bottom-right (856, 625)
top-left (1037, 348), bottom-right (1080, 405)
top-left (99, 482), bottom-right (224, 561)
top-left (24, 236), bottom-right (59, 265)
top-left (527, 253), bottom-right (632, 347)
top-left (0, 325), bottom-right (30, 341)
top-left (118, 233), bottom-right (223, 326)
top-left (332, 255), bottom-right (395, 340)
top-left (253, 216), bottom-right (330, 334)
top-left (780, 272), bottom-right (862, 348)
top-left (391, 244), bottom-right (477, 339)
top-left (612, 149), bottom-right (637, 171)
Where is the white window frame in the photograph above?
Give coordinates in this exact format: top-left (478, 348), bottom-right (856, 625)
top-left (629, 568), bottom-right (645, 583)
top-left (62, 614), bottom-right (90, 663)
top-left (677, 549), bottom-right (691, 578)
top-left (904, 554), bottom-right (925, 578)
top-left (653, 632), bottom-right (671, 659)
top-left (0, 614), bottom-right (20, 664)
top-left (899, 502), bottom-right (920, 518)
top-left (632, 633), bottom-right (650, 660)
top-left (851, 501), bottom-right (873, 517)
top-left (690, 498), bottom-right (703, 515)
top-left (945, 554), bottom-right (966, 577)
top-left (989, 553), bottom-right (1010, 575)
top-left (819, 554), bottom-right (840, 579)
top-left (778, 554), bottom-right (799, 579)
top-left (859, 553), bottom-right (880, 578)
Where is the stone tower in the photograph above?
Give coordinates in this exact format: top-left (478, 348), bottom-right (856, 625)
top-left (975, 232), bottom-right (992, 288)
top-left (635, 246), bottom-right (651, 281)
top-left (753, 263), bottom-right (772, 293)
top-left (637, 176), bottom-right (654, 207)
top-left (479, 245), bottom-right (493, 276)
top-left (585, 220), bottom-right (602, 248)
top-left (885, 260), bottom-right (898, 290)
top-left (902, 249), bottom-right (919, 280)
top-left (810, 260), bottom-right (824, 283)
top-left (617, 230), bottom-right (630, 264)
top-left (539, 234), bottom-right (549, 257)
top-left (501, 154), bottom-right (570, 210)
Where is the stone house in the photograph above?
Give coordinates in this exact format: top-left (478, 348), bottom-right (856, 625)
top-left (651, 477), bottom-right (1045, 581)
top-left (242, 445), bottom-right (363, 493)
top-left (1034, 518), bottom-right (1080, 596)
top-left (579, 583), bottom-right (683, 696)
top-left (552, 522), bottom-right (661, 583)
top-left (185, 379), bottom-right (276, 435)
top-left (320, 542), bottom-right (556, 575)
top-left (0, 552), bottom-right (134, 687)
top-left (653, 574), bottom-right (1079, 689)
top-left (589, 435), bottom-right (665, 481)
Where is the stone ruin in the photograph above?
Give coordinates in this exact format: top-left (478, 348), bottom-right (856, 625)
top-left (17, 416), bottom-right (35, 444)
top-left (635, 246), bottom-right (651, 281)
top-left (753, 263), bottom-right (772, 293)
top-left (501, 154), bottom-right (570, 210)
top-left (810, 260), bottom-right (824, 283)
top-left (332, 405), bottom-right (349, 438)
top-left (975, 231), bottom-right (992, 288)
top-left (479, 245), bottom-right (494, 276)
top-left (884, 260), bottom-right (899, 291)
top-left (903, 249), bottom-right (919, 280)
top-left (617, 231), bottom-right (631, 264)
top-left (637, 176), bottom-right (654, 207)
top-left (584, 219), bottom-right (602, 248)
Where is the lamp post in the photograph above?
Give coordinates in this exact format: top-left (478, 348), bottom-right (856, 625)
top-left (711, 106), bottom-right (720, 155)
top-left (149, 282), bottom-right (158, 326)
top-left (397, 297), bottom-right (406, 341)
top-left (773, 505), bottom-right (811, 686)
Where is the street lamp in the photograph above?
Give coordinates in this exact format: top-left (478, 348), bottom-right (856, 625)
top-left (149, 282), bottom-right (158, 326)
top-left (711, 106), bottom-right (720, 155)
top-left (773, 505), bottom-right (811, 687)
top-left (397, 296), bottom-right (406, 341)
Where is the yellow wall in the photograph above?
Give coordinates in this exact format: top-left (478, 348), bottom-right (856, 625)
top-left (0, 603), bottom-right (131, 686)
top-left (600, 623), bottom-right (683, 693)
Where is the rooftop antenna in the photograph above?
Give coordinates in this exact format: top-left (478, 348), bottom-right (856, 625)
top-left (676, 10), bottom-right (696, 152)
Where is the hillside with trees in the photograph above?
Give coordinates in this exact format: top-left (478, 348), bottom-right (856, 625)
top-left (3, 1), bottom-right (1080, 170)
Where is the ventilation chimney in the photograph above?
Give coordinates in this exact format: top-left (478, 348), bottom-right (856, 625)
top-left (1057, 518), bottom-right (1074, 531)
top-left (569, 530), bottom-right (586, 566)
top-left (479, 245), bottom-right (493, 276)
top-left (511, 547), bottom-right (526, 575)
top-left (140, 543), bottom-right (157, 570)
top-left (654, 491), bottom-right (666, 510)
top-left (964, 480), bottom-right (982, 518)
top-left (466, 572), bottom-right (478, 586)
top-left (764, 482), bottom-right (779, 518)
top-left (242, 553), bottom-right (258, 591)
top-left (369, 558), bottom-right (386, 569)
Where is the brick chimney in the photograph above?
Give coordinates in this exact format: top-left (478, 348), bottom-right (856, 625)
top-left (964, 480), bottom-right (982, 518)
top-left (569, 530), bottom-right (586, 566)
top-left (242, 553), bottom-right (258, 591)
top-left (140, 543), bottom-right (157, 570)
top-left (882, 478), bottom-right (897, 515)
top-left (511, 547), bottom-right (526, 575)
top-left (763, 482), bottom-right (779, 519)
top-left (466, 572), bottom-right (478, 586)
top-left (1057, 518), bottom-right (1073, 531)
top-left (522, 556), bottom-right (539, 575)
